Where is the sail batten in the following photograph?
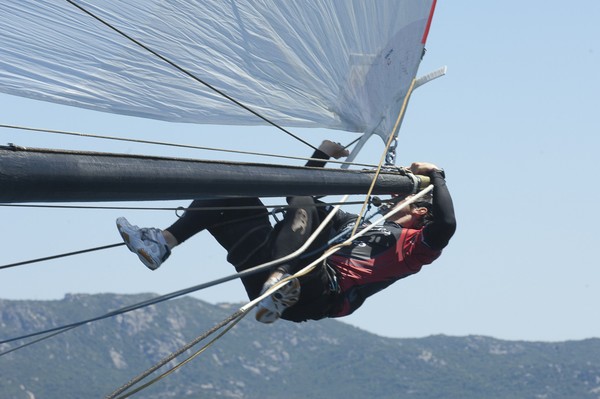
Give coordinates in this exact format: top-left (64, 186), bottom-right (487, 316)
top-left (0, 0), bottom-right (435, 139)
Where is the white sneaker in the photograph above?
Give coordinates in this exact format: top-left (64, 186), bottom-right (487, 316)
top-left (255, 271), bottom-right (301, 324)
top-left (116, 217), bottom-right (170, 270)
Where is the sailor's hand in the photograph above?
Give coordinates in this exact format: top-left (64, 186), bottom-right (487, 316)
top-left (408, 162), bottom-right (441, 176)
top-left (318, 140), bottom-right (350, 159)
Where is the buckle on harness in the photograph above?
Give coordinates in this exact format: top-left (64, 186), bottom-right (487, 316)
top-left (324, 261), bottom-right (340, 294)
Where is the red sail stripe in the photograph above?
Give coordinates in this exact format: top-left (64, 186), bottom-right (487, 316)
top-left (421, 0), bottom-right (437, 44)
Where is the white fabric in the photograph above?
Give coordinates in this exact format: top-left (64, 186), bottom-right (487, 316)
top-left (0, 0), bottom-right (434, 140)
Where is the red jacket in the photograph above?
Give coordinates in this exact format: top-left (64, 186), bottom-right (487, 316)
top-left (327, 222), bottom-right (442, 317)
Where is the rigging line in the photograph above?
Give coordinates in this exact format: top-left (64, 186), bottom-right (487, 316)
top-left (2, 199), bottom-right (391, 356)
top-left (0, 250), bottom-right (278, 353)
top-left (1, 212), bottom-right (279, 271)
top-left (110, 312), bottom-right (247, 399)
top-left (349, 78), bottom-right (417, 239)
top-left (0, 325), bottom-right (79, 357)
top-left (4, 194), bottom-right (428, 391)
top-left (343, 136), bottom-right (362, 150)
top-left (106, 310), bottom-right (245, 399)
top-left (0, 243), bottom-right (125, 270)
top-left (0, 282), bottom-right (222, 349)
top-left (0, 200), bottom-right (367, 212)
top-left (0, 267), bottom-right (252, 350)
top-left (0, 124), bottom-right (378, 168)
top-left (0, 243), bottom-right (307, 356)
top-left (0, 197), bottom-right (374, 271)
top-left (0, 204), bottom-right (189, 211)
top-left (1, 192), bottom-right (392, 359)
top-left (0, 195), bottom-right (350, 351)
top-left (106, 196), bottom-right (349, 398)
top-left (63, 0), bottom-right (318, 152)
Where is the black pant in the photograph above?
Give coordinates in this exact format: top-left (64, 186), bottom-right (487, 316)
top-left (166, 197), bottom-right (334, 321)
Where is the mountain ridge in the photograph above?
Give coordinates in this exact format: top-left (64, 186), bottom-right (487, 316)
top-left (1, 293), bottom-right (599, 399)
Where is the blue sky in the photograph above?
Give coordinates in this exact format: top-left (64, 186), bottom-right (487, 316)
top-left (1, 1), bottom-right (599, 342)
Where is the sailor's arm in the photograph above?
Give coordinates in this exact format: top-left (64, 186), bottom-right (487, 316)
top-left (305, 140), bottom-right (349, 167)
top-left (410, 162), bottom-right (457, 250)
top-left (301, 140), bottom-right (356, 227)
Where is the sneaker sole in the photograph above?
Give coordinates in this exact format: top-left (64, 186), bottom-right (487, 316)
top-left (255, 307), bottom-right (279, 324)
top-left (136, 249), bottom-right (158, 270)
top-left (116, 218), bottom-right (138, 252)
top-left (255, 278), bottom-right (301, 324)
top-left (116, 219), bottom-right (159, 270)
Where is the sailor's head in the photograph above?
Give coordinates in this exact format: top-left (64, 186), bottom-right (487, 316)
top-left (383, 192), bottom-right (433, 228)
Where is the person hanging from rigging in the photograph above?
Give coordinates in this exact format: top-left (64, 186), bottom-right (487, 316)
top-left (116, 140), bottom-right (456, 323)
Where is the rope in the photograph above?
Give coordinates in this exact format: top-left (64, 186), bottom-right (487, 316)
top-left (105, 189), bottom-right (431, 397)
top-left (0, 200), bottom-right (367, 213)
top-left (349, 78), bottom-right (417, 238)
top-left (0, 199), bottom-right (379, 271)
top-left (104, 196), bottom-right (350, 398)
top-left (4, 190), bottom-right (430, 393)
top-left (0, 195), bottom-right (405, 357)
top-left (0, 243), bottom-right (125, 270)
top-left (0, 124), bottom-right (377, 169)
top-left (0, 325), bottom-right (79, 357)
top-left (112, 312), bottom-right (247, 399)
top-left (0, 279), bottom-right (246, 353)
top-left (106, 310), bottom-right (245, 399)
top-left (0, 195), bottom-right (350, 352)
top-left (63, 0), bottom-right (318, 152)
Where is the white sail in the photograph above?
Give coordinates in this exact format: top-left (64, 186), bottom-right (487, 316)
top-left (0, 0), bottom-right (435, 141)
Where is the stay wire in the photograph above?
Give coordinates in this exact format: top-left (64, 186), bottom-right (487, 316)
top-left (0, 124), bottom-right (377, 169)
top-left (0, 272), bottom-right (250, 351)
top-left (2, 191), bottom-right (429, 391)
top-left (108, 311), bottom-right (247, 399)
top-left (64, 0), bottom-right (318, 152)
top-left (0, 199), bottom-right (377, 270)
top-left (0, 243), bottom-right (125, 270)
top-left (0, 326), bottom-right (79, 357)
top-left (0, 199), bottom-right (367, 213)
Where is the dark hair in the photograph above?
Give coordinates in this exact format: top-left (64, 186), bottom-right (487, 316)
top-left (378, 192), bottom-right (434, 228)
top-left (410, 192), bottom-right (434, 227)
